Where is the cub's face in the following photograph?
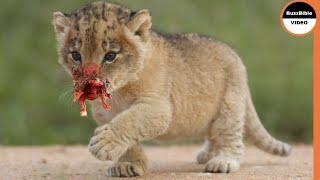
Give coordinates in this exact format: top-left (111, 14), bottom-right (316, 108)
top-left (52, 2), bottom-right (152, 91)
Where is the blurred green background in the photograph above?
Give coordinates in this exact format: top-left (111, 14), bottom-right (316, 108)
top-left (0, 0), bottom-right (312, 145)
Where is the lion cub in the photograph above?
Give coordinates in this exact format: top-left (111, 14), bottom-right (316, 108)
top-left (52, 1), bottom-right (291, 177)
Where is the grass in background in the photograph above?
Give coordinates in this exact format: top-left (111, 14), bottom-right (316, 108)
top-left (0, 0), bottom-right (312, 145)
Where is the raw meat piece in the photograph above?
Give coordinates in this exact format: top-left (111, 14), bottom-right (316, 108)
top-left (71, 64), bottom-right (112, 117)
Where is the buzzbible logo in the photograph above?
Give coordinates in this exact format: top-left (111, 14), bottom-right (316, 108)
top-left (281, 1), bottom-right (316, 36)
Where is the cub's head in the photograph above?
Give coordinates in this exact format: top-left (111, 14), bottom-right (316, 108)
top-left (52, 1), bottom-right (152, 91)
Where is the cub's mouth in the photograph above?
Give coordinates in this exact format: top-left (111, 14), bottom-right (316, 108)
top-left (72, 64), bottom-right (112, 117)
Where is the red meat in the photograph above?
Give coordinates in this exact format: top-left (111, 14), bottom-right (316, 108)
top-left (72, 64), bottom-right (112, 117)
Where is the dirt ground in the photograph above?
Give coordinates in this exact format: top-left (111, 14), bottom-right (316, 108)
top-left (0, 145), bottom-right (312, 180)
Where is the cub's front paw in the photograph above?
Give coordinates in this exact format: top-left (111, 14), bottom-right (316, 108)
top-left (204, 156), bottom-right (239, 173)
top-left (88, 125), bottom-right (128, 161)
top-left (107, 161), bottom-right (146, 177)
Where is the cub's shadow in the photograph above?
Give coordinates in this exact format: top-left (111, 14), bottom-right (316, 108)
top-left (81, 160), bottom-right (285, 179)
top-left (146, 161), bottom-right (282, 173)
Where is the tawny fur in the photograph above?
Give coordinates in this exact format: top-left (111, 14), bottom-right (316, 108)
top-left (52, 1), bottom-right (291, 177)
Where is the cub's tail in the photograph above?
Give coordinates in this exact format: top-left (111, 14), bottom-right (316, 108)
top-left (245, 94), bottom-right (292, 156)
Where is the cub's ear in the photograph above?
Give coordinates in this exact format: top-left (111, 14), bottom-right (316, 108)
top-left (52, 12), bottom-right (71, 42)
top-left (126, 9), bottom-right (152, 41)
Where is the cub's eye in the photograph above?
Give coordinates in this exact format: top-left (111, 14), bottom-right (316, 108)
top-left (103, 52), bottom-right (117, 63)
top-left (71, 51), bottom-right (82, 62)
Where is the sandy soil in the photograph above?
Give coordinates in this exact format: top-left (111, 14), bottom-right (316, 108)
top-left (0, 145), bottom-right (312, 180)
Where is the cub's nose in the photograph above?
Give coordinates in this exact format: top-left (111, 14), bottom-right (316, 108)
top-left (83, 63), bottom-right (99, 76)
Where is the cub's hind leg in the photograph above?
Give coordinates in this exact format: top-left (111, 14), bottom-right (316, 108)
top-left (204, 98), bottom-right (246, 173)
top-left (204, 61), bottom-right (248, 173)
